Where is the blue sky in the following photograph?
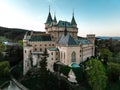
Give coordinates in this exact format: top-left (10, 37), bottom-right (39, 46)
top-left (0, 0), bottom-right (120, 37)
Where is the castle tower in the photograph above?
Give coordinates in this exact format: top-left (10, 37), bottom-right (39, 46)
top-left (87, 34), bottom-right (95, 56)
top-left (53, 13), bottom-right (57, 25)
top-left (45, 6), bottom-right (53, 30)
top-left (71, 11), bottom-right (77, 28)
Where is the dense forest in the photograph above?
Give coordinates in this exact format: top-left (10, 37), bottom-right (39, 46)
top-left (0, 26), bottom-right (29, 41)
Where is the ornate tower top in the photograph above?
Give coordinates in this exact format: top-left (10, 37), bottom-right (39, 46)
top-left (45, 5), bottom-right (53, 24)
top-left (53, 12), bottom-right (57, 23)
top-left (71, 10), bottom-right (77, 26)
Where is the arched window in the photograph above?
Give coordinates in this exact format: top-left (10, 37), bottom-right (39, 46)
top-left (71, 51), bottom-right (76, 62)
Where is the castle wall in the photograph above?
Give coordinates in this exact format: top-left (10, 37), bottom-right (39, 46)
top-left (47, 50), bottom-right (59, 72)
top-left (23, 46), bottom-right (33, 75)
top-left (57, 46), bottom-right (81, 65)
top-left (28, 41), bottom-right (56, 52)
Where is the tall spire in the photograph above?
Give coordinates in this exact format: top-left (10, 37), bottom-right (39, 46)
top-left (64, 22), bottom-right (67, 36)
top-left (53, 12), bottom-right (57, 22)
top-left (71, 9), bottom-right (77, 26)
top-left (46, 5), bottom-right (53, 24)
top-left (73, 9), bottom-right (74, 17)
top-left (49, 5), bottom-right (50, 13)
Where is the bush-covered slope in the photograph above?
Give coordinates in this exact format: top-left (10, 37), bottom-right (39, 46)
top-left (0, 26), bottom-right (29, 41)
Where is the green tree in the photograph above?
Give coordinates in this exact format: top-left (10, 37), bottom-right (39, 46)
top-left (108, 62), bottom-right (120, 82)
top-left (39, 48), bottom-right (48, 77)
top-left (100, 48), bottom-right (112, 64)
top-left (0, 61), bottom-right (10, 77)
top-left (18, 40), bottom-right (23, 48)
top-left (0, 43), bottom-right (6, 52)
top-left (85, 58), bottom-right (107, 90)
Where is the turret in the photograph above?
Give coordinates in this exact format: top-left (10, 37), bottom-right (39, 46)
top-left (45, 6), bottom-right (53, 29)
top-left (71, 11), bottom-right (77, 28)
top-left (53, 13), bottom-right (57, 25)
top-left (23, 32), bottom-right (28, 47)
top-left (87, 34), bottom-right (95, 56)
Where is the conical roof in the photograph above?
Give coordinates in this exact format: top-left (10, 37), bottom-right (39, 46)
top-left (46, 12), bottom-right (53, 24)
top-left (71, 15), bottom-right (77, 25)
top-left (53, 15), bottom-right (57, 22)
top-left (71, 12), bottom-right (77, 25)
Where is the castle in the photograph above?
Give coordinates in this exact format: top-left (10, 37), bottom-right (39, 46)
top-left (23, 9), bottom-right (95, 75)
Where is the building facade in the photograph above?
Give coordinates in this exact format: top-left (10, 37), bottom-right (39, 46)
top-left (23, 10), bottom-right (95, 75)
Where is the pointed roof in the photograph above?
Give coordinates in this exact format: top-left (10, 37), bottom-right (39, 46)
top-left (58, 34), bottom-right (77, 45)
top-left (71, 12), bottom-right (77, 25)
top-left (46, 6), bottom-right (53, 24)
top-left (53, 13), bottom-right (57, 22)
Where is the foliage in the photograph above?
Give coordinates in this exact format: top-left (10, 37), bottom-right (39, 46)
top-left (0, 26), bottom-right (28, 41)
top-left (18, 40), bottom-right (23, 47)
top-left (0, 43), bottom-right (6, 53)
top-left (39, 48), bottom-right (48, 77)
top-left (107, 62), bottom-right (120, 82)
top-left (60, 65), bottom-right (71, 76)
top-left (4, 45), bottom-right (23, 66)
top-left (11, 61), bottom-right (23, 79)
top-left (0, 61), bottom-right (10, 77)
top-left (85, 58), bottom-right (108, 90)
top-left (100, 48), bottom-right (112, 64)
top-left (72, 67), bottom-right (84, 83)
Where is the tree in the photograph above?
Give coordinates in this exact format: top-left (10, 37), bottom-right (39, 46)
top-left (85, 58), bottom-right (107, 90)
top-left (39, 48), bottom-right (48, 77)
top-left (0, 61), bottom-right (10, 77)
top-left (108, 62), bottom-right (120, 82)
top-left (0, 43), bottom-right (6, 52)
top-left (18, 40), bottom-right (23, 48)
top-left (100, 48), bottom-right (112, 64)
top-left (0, 43), bottom-right (6, 59)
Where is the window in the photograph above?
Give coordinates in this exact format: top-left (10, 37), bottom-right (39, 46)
top-left (51, 58), bottom-right (53, 60)
top-left (40, 44), bottom-right (42, 46)
top-left (80, 55), bottom-right (81, 57)
top-left (64, 52), bottom-right (65, 59)
top-left (52, 44), bottom-right (54, 46)
top-left (61, 52), bottom-right (62, 59)
top-left (25, 50), bottom-right (26, 53)
top-left (35, 48), bottom-right (37, 51)
top-left (80, 50), bottom-right (82, 52)
top-left (49, 44), bottom-right (51, 46)
top-left (56, 52), bottom-right (58, 55)
top-left (40, 48), bottom-right (42, 51)
top-left (35, 44), bottom-right (37, 47)
top-left (30, 50), bottom-right (31, 53)
top-left (51, 52), bottom-right (53, 55)
top-left (71, 51), bottom-right (76, 62)
top-left (45, 44), bottom-right (47, 46)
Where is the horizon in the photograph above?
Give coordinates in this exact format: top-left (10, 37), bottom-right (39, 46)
top-left (0, 0), bottom-right (120, 37)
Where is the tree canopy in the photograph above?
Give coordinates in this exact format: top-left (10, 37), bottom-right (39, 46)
top-left (85, 58), bottom-right (108, 90)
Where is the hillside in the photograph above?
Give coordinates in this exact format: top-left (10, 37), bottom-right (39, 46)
top-left (0, 26), bottom-right (30, 41)
top-left (97, 36), bottom-right (120, 40)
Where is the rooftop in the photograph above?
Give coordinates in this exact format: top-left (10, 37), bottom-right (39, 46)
top-left (58, 34), bottom-right (77, 45)
top-left (29, 34), bottom-right (52, 42)
top-left (48, 47), bottom-right (59, 51)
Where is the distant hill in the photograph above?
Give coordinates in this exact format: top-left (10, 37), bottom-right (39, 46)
top-left (0, 26), bottom-right (30, 41)
top-left (96, 36), bottom-right (120, 40)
